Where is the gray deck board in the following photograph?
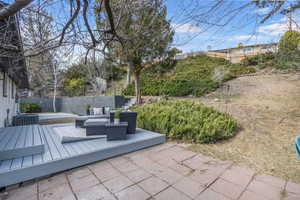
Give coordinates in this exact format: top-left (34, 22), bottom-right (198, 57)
top-left (0, 126), bottom-right (45, 161)
top-left (0, 124), bottom-right (165, 187)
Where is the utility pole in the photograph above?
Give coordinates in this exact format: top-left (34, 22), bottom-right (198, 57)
top-left (288, 5), bottom-right (292, 30)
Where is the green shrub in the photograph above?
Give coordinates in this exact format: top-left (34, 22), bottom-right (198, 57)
top-left (20, 102), bottom-right (42, 113)
top-left (279, 30), bottom-right (300, 54)
top-left (132, 100), bottom-right (238, 143)
top-left (123, 54), bottom-right (256, 97)
top-left (241, 52), bottom-right (275, 66)
top-left (228, 64), bottom-right (256, 76)
top-left (123, 77), bottom-right (219, 97)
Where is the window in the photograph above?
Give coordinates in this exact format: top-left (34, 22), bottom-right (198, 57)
top-left (3, 72), bottom-right (7, 97)
top-left (262, 46), bottom-right (273, 50)
top-left (243, 48), bottom-right (253, 52)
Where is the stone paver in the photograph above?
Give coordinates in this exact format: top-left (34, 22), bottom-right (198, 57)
top-left (39, 173), bottom-right (68, 193)
top-left (173, 177), bottom-right (206, 198)
top-left (75, 184), bottom-right (116, 200)
top-left (3, 143), bottom-right (300, 200)
top-left (116, 185), bottom-right (150, 200)
top-left (188, 170), bottom-right (219, 187)
top-left (66, 167), bottom-right (91, 181)
top-left (103, 175), bottom-right (134, 193)
top-left (169, 162), bottom-right (194, 176)
top-left (92, 166), bottom-right (121, 182)
top-left (255, 173), bottom-right (286, 189)
top-left (239, 190), bottom-right (269, 200)
top-left (114, 160), bottom-right (139, 173)
top-left (39, 183), bottom-right (75, 200)
top-left (154, 187), bottom-right (191, 200)
top-left (247, 179), bottom-right (283, 200)
top-left (6, 183), bottom-right (37, 200)
top-left (286, 181), bottom-right (300, 195)
top-left (138, 176), bottom-right (169, 195)
top-left (195, 189), bottom-right (231, 200)
top-left (69, 174), bottom-right (99, 192)
top-left (210, 178), bottom-right (244, 199)
top-left (183, 154), bottom-right (215, 170)
top-left (220, 166), bottom-right (255, 188)
top-left (125, 169), bottom-right (152, 183)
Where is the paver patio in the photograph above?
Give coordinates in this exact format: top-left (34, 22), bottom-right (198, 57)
top-left (1, 143), bottom-right (299, 200)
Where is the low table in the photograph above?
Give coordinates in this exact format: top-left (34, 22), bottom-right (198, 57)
top-left (105, 122), bottom-right (128, 141)
top-left (85, 119), bottom-right (109, 136)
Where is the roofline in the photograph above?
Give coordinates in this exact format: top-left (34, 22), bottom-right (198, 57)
top-left (210, 42), bottom-right (278, 52)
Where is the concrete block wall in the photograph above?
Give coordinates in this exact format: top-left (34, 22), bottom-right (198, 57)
top-left (21, 96), bottom-right (126, 116)
top-left (0, 71), bottom-right (18, 128)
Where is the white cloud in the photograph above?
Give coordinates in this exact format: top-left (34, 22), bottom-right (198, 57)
top-left (227, 34), bottom-right (266, 41)
top-left (172, 23), bottom-right (201, 33)
top-left (257, 23), bottom-right (288, 36)
top-left (228, 35), bottom-right (253, 40)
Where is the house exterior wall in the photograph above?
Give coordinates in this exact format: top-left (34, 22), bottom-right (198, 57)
top-left (227, 45), bottom-right (277, 63)
top-left (0, 71), bottom-right (19, 128)
top-left (207, 43), bottom-right (278, 63)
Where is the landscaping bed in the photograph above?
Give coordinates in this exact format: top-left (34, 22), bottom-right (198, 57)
top-left (132, 100), bottom-right (238, 143)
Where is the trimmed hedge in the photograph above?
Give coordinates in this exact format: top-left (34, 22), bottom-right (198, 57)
top-left (20, 102), bottom-right (42, 113)
top-left (132, 100), bottom-right (238, 143)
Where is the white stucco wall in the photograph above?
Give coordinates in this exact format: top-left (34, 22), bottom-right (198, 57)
top-left (0, 71), bottom-right (18, 128)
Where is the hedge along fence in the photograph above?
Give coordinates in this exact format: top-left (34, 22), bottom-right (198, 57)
top-left (20, 102), bottom-right (42, 113)
top-left (132, 100), bottom-right (238, 143)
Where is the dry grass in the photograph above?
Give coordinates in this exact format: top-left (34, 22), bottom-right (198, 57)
top-left (39, 117), bottom-right (75, 125)
top-left (184, 73), bottom-right (300, 183)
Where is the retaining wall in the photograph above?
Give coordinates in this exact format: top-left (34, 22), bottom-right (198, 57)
top-left (20, 96), bottom-right (126, 115)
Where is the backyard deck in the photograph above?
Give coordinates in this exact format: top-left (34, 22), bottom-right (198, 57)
top-left (0, 124), bottom-right (165, 187)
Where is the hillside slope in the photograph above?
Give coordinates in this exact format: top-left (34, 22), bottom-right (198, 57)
top-left (123, 54), bottom-right (255, 97)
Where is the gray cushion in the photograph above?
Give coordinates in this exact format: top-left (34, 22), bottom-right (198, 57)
top-left (89, 115), bottom-right (109, 119)
top-left (84, 118), bottom-right (109, 126)
top-left (76, 116), bottom-right (89, 120)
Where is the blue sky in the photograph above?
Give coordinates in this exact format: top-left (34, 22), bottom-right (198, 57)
top-left (4, 0), bottom-right (297, 54)
top-left (166, 0), bottom-right (297, 53)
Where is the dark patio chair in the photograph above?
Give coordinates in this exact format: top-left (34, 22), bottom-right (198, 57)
top-left (110, 111), bottom-right (137, 134)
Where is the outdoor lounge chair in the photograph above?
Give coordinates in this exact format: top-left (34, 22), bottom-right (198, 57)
top-left (296, 136), bottom-right (300, 159)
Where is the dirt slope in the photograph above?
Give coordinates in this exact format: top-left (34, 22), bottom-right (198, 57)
top-left (188, 73), bottom-right (300, 183)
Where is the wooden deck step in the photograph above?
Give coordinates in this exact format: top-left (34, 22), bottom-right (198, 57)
top-left (0, 125), bottom-right (44, 161)
top-left (0, 124), bottom-right (165, 187)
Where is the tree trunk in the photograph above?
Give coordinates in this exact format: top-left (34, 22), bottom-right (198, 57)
top-left (126, 62), bottom-right (133, 86)
top-left (134, 71), bottom-right (142, 104)
top-left (52, 64), bottom-right (57, 113)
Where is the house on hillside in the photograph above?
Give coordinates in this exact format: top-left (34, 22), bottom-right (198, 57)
top-left (207, 43), bottom-right (278, 63)
top-left (0, 2), bottom-right (28, 127)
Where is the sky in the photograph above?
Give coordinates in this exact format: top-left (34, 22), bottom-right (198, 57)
top-left (3, 0), bottom-right (298, 55)
top-left (165, 0), bottom-right (299, 53)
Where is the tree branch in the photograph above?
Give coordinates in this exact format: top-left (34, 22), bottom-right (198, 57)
top-left (0, 0), bottom-right (33, 20)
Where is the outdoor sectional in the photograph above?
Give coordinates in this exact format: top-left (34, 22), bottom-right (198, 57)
top-left (76, 110), bottom-right (138, 135)
top-left (75, 114), bottom-right (110, 127)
